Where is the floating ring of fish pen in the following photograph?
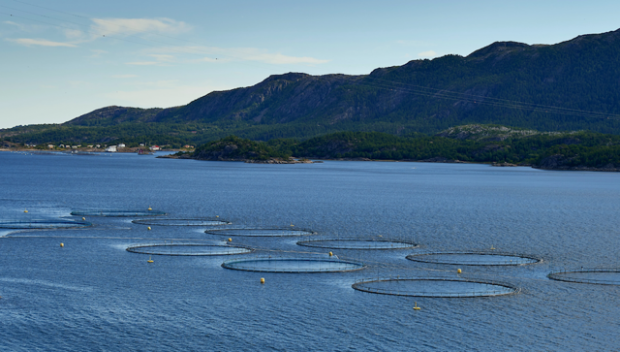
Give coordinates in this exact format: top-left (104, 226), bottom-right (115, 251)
top-left (221, 257), bottom-right (365, 273)
top-left (352, 277), bottom-right (519, 298)
top-left (126, 243), bottom-right (253, 256)
top-left (132, 218), bottom-right (231, 226)
top-left (205, 228), bottom-right (315, 237)
top-left (0, 219), bottom-right (92, 229)
top-left (296, 239), bottom-right (418, 250)
top-left (406, 251), bottom-right (541, 266)
top-left (548, 269), bottom-right (620, 285)
top-left (71, 210), bottom-right (166, 217)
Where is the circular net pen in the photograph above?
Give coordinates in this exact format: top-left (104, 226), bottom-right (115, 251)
top-left (205, 228), bottom-right (315, 238)
top-left (132, 218), bottom-right (231, 226)
top-left (297, 239), bottom-right (418, 250)
top-left (352, 277), bottom-right (519, 298)
top-left (406, 251), bottom-right (541, 266)
top-left (221, 257), bottom-right (365, 273)
top-left (0, 219), bottom-right (92, 229)
top-left (548, 268), bottom-right (620, 286)
top-left (71, 210), bottom-right (166, 217)
top-left (126, 243), bottom-right (253, 256)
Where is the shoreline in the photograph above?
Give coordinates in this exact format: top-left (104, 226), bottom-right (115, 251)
top-left (156, 153), bottom-right (620, 172)
top-left (0, 147), bottom-right (181, 153)
top-left (4, 148), bottom-right (618, 172)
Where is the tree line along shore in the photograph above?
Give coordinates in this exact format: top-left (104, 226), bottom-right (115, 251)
top-left (160, 125), bottom-right (620, 171)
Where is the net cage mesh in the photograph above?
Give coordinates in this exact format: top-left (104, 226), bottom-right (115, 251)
top-left (352, 277), bottom-right (520, 298)
top-left (71, 210), bottom-right (166, 217)
top-left (548, 268), bottom-right (620, 285)
top-left (296, 239), bottom-right (418, 250)
top-left (405, 251), bottom-right (541, 266)
top-left (221, 256), bottom-right (366, 273)
top-left (126, 243), bottom-right (253, 256)
top-left (132, 218), bottom-right (231, 226)
top-left (205, 227), bottom-right (315, 237)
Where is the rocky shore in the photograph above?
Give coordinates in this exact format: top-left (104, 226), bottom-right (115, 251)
top-left (157, 153), bottom-right (316, 164)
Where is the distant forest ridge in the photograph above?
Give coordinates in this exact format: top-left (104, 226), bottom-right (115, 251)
top-left (3, 28), bottom-right (620, 146)
top-left (182, 128), bottom-right (620, 171)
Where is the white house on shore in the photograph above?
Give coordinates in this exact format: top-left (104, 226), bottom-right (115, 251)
top-left (105, 145), bottom-right (117, 152)
top-left (118, 143), bottom-right (126, 148)
top-left (149, 145), bottom-right (160, 151)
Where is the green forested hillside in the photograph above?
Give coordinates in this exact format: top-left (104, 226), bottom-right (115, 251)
top-left (187, 129), bottom-right (620, 170)
top-left (4, 29), bottom-right (620, 146)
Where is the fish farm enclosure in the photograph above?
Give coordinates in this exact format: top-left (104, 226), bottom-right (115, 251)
top-left (205, 228), bottom-right (315, 237)
top-left (221, 257), bottom-right (366, 273)
top-left (406, 251), bottom-right (541, 266)
top-left (352, 277), bottom-right (519, 298)
top-left (296, 239), bottom-right (418, 250)
top-left (126, 244), bottom-right (253, 256)
top-left (0, 218), bottom-right (92, 229)
top-left (71, 209), bottom-right (166, 217)
top-left (548, 269), bottom-right (620, 285)
top-left (2, 152), bottom-right (620, 351)
top-left (132, 218), bottom-right (231, 226)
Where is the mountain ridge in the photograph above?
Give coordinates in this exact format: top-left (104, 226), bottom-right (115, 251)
top-left (0, 27), bottom-right (616, 147)
top-left (64, 28), bottom-right (620, 135)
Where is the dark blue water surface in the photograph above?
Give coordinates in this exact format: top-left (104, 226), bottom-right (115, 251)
top-left (1, 151), bottom-right (620, 351)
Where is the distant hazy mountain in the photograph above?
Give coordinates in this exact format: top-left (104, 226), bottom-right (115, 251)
top-left (65, 28), bottom-right (620, 135)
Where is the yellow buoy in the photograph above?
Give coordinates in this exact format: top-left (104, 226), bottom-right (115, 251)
top-left (228, 238), bottom-right (232, 242)
top-left (413, 302), bottom-right (421, 310)
top-left (147, 227), bottom-right (151, 231)
top-left (60, 243), bottom-right (64, 248)
top-left (147, 256), bottom-right (154, 263)
top-left (82, 217), bottom-right (85, 221)
top-left (490, 245), bottom-right (496, 250)
top-left (148, 207), bottom-right (152, 211)
top-left (216, 215), bottom-right (219, 218)
top-left (457, 268), bottom-right (462, 274)
top-left (290, 224), bottom-right (294, 227)
top-left (24, 209), bottom-right (28, 213)
top-left (329, 252), bottom-right (333, 257)
top-left (260, 278), bottom-right (265, 284)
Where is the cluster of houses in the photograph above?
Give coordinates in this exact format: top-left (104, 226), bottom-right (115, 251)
top-left (55, 143), bottom-right (101, 150)
top-left (49, 143), bottom-right (165, 152)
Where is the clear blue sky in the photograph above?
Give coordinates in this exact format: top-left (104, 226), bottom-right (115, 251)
top-left (1, 0), bottom-right (619, 128)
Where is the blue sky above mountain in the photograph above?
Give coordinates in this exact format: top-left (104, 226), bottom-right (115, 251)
top-left (2, 0), bottom-right (620, 128)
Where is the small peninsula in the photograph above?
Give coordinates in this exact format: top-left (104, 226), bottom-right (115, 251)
top-left (157, 125), bottom-right (620, 171)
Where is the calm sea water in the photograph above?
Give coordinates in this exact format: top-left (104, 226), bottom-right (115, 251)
top-left (1, 151), bottom-right (620, 351)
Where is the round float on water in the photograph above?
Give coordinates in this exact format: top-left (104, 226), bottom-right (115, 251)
top-left (352, 277), bottom-right (519, 298)
top-left (548, 269), bottom-right (620, 285)
top-left (297, 239), bottom-right (418, 250)
top-left (406, 251), bottom-right (541, 266)
top-left (0, 219), bottom-right (92, 229)
top-left (71, 210), bottom-right (165, 217)
top-left (126, 244), bottom-right (253, 256)
top-left (221, 257), bottom-right (365, 273)
top-left (205, 228), bottom-right (314, 237)
top-left (132, 218), bottom-right (231, 226)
